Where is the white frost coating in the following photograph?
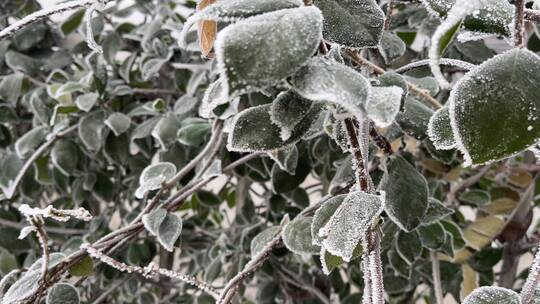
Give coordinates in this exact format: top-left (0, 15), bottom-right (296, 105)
top-left (319, 247), bottom-right (332, 275)
top-left (366, 86), bottom-right (403, 128)
top-left (447, 48), bottom-right (540, 167)
top-left (18, 226), bottom-right (36, 239)
top-left (215, 6), bottom-right (323, 99)
top-left (427, 106), bottom-right (457, 150)
top-left (18, 204), bottom-right (92, 222)
top-left (395, 58), bottom-right (477, 73)
top-left (457, 30), bottom-right (494, 42)
top-left (84, 1), bottom-right (105, 54)
top-left (462, 286), bottom-right (520, 304)
top-left (318, 191), bottom-right (384, 262)
top-left (135, 162), bottom-right (177, 199)
top-left (177, 0), bottom-right (303, 48)
top-left (199, 79), bottom-right (229, 119)
top-left (429, 0), bottom-right (487, 89)
top-left (292, 57), bottom-right (372, 117)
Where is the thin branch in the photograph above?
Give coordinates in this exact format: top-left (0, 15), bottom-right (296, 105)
top-left (345, 49), bottom-right (443, 109)
top-left (394, 58), bottom-right (477, 73)
top-left (514, 0), bottom-right (526, 48)
top-left (369, 122), bottom-right (393, 155)
top-left (430, 251), bottom-right (444, 304)
top-left (344, 118), bottom-right (369, 191)
top-left (0, 0), bottom-right (114, 41)
top-left (31, 217), bottom-right (50, 283)
top-left (3, 124), bottom-right (78, 199)
top-left (0, 218), bottom-right (87, 235)
top-left (384, 0), bottom-right (394, 31)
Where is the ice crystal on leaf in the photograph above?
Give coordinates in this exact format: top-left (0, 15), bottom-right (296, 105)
top-left (366, 86), bottom-right (403, 128)
top-left (135, 162), bottom-right (177, 199)
top-left (462, 286), bottom-right (520, 304)
top-left (318, 191), bottom-right (384, 262)
top-left (428, 106), bottom-right (456, 150)
top-left (282, 216), bottom-right (320, 255)
top-left (214, 7), bottom-right (323, 98)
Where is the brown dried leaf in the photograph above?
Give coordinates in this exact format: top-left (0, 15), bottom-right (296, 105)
top-left (197, 0), bottom-right (217, 58)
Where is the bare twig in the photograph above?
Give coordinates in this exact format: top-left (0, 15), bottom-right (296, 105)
top-left (430, 251), bottom-right (444, 304)
top-left (394, 58), bottom-right (477, 73)
top-left (0, 0), bottom-right (114, 41)
top-left (514, 0), bottom-right (526, 48)
top-left (31, 217), bottom-right (50, 283)
top-left (384, 0), bottom-right (394, 30)
top-left (345, 49), bottom-right (443, 109)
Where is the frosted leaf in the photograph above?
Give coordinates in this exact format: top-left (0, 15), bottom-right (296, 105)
top-left (199, 79), bottom-right (230, 119)
top-left (311, 194), bottom-right (347, 246)
top-left (329, 156), bottom-right (355, 192)
top-left (396, 97), bottom-right (434, 140)
top-left (175, 95), bottom-right (199, 117)
top-left (268, 145), bottom-right (298, 175)
top-left (404, 76), bottom-right (440, 97)
top-left (428, 106), bottom-right (456, 150)
top-left (227, 103), bottom-right (323, 152)
top-left (313, 0), bottom-right (384, 48)
top-left (105, 113), bottom-right (131, 136)
top-left (448, 49), bottom-right (540, 166)
top-left (282, 216), bottom-right (320, 255)
top-left (441, 220), bottom-right (466, 250)
top-left (2, 270), bottom-right (41, 304)
top-left (75, 92), bottom-right (99, 112)
top-left (78, 111), bottom-right (105, 152)
top-left (381, 155), bottom-right (429, 232)
top-left (202, 159), bottom-right (222, 179)
top-left (151, 113), bottom-right (181, 151)
top-left (423, 0), bottom-right (513, 35)
top-left (292, 57), bottom-right (371, 117)
top-left (462, 286), bottom-right (520, 304)
top-left (318, 191), bottom-right (384, 262)
top-left (417, 222), bottom-right (446, 250)
top-left (250, 226), bottom-right (281, 258)
top-left (422, 198), bottom-right (454, 225)
top-left (269, 91), bottom-right (314, 141)
top-left (457, 30), bottom-right (494, 42)
top-left (15, 126), bottom-right (47, 159)
top-left (177, 119), bottom-right (211, 147)
top-left (28, 252), bottom-right (67, 272)
top-left (135, 162), bottom-right (176, 199)
top-left (18, 226), bottom-right (36, 239)
top-left (178, 0), bottom-right (303, 47)
top-left (378, 32), bottom-right (406, 64)
top-left (366, 86), bottom-right (403, 128)
top-left (327, 44), bottom-right (344, 63)
top-left (459, 189), bottom-right (490, 206)
top-left (157, 212), bottom-right (183, 252)
top-left (320, 244), bottom-right (362, 275)
top-left (142, 208), bottom-right (167, 236)
top-left (46, 283), bottom-right (80, 304)
top-left (214, 7), bottom-right (323, 97)
top-left (395, 230), bottom-right (422, 265)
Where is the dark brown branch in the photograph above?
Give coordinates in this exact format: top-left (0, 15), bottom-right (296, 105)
top-left (369, 122), bottom-right (393, 155)
top-left (514, 0), bottom-right (526, 47)
top-left (344, 118), bottom-right (369, 191)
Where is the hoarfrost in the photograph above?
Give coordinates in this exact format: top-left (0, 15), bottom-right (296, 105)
top-left (428, 106), bottom-right (456, 150)
top-left (462, 286), bottom-right (520, 304)
top-left (366, 86), bottom-right (403, 128)
top-left (318, 191), bottom-right (384, 262)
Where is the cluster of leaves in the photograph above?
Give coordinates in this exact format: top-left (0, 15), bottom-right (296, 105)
top-left (1, 0), bottom-right (540, 303)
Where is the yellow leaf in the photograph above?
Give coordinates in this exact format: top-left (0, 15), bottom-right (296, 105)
top-left (445, 165), bottom-right (462, 182)
top-left (460, 264), bottom-right (478, 300)
top-left (196, 0), bottom-right (217, 58)
top-left (507, 168), bottom-right (532, 188)
top-left (482, 198), bottom-right (518, 215)
top-left (462, 216), bottom-right (504, 250)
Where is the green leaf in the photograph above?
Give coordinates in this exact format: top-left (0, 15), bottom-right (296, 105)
top-left (142, 208), bottom-right (182, 252)
top-left (292, 57), bottom-right (370, 116)
top-left (378, 32), bottom-right (406, 64)
top-left (191, 0), bottom-right (302, 21)
top-left (313, 0), bottom-right (384, 48)
top-left (428, 106), bottom-right (456, 150)
top-left (51, 140), bottom-right (79, 176)
top-left (5, 51), bottom-right (40, 76)
top-left (46, 283), bottom-right (80, 304)
top-left (75, 93), bottom-right (99, 112)
top-left (15, 126), bottom-right (48, 159)
top-left (366, 86), bottom-right (403, 127)
top-left (105, 113), bottom-right (131, 136)
top-left (319, 191), bottom-right (384, 262)
top-left (449, 49), bottom-right (540, 166)
top-left (152, 113), bottom-right (181, 151)
top-left (68, 255), bottom-right (93, 277)
top-left (250, 226), bottom-right (281, 258)
top-left (462, 286), bottom-right (520, 304)
top-left (61, 9), bottom-right (85, 36)
top-left (0, 73), bottom-right (24, 103)
top-left (268, 145), bottom-right (298, 175)
top-left (135, 163), bottom-right (177, 199)
top-left (214, 6), bottom-right (323, 97)
top-left (12, 23), bottom-right (47, 51)
top-left (417, 222), bottom-right (446, 250)
top-left (141, 58), bottom-right (168, 81)
top-left (177, 120), bottom-right (211, 146)
top-left (311, 195), bottom-right (347, 246)
top-left (459, 189), bottom-right (491, 206)
top-left (0, 248), bottom-right (18, 275)
top-left (320, 243), bottom-right (362, 275)
top-left (381, 155), bottom-right (429, 231)
top-left (395, 230), bottom-right (422, 264)
top-left (282, 216), bottom-right (320, 255)
top-left (422, 198), bottom-right (454, 225)
top-left (2, 270), bottom-right (41, 303)
top-left (396, 96), bottom-right (434, 140)
top-left (227, 103), bottom-right (323, 152)
top-left (78, 111), bottom-right (105, 152)
top-left (269, 91), bottom-right (313, 141)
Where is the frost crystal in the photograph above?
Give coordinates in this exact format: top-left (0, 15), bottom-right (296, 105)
top-left (318, 191), bottom-right (384, 262)
top-left (428, 106), bottom-right (456, 150)
top-left (366, 86), bottom-right (403, 128)
top-left (18, 204), bottom-right (92, 222)
top-left (292, 57), bottom-right (371, 117)
top-left (462, 286), bottom-right (520, 304)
